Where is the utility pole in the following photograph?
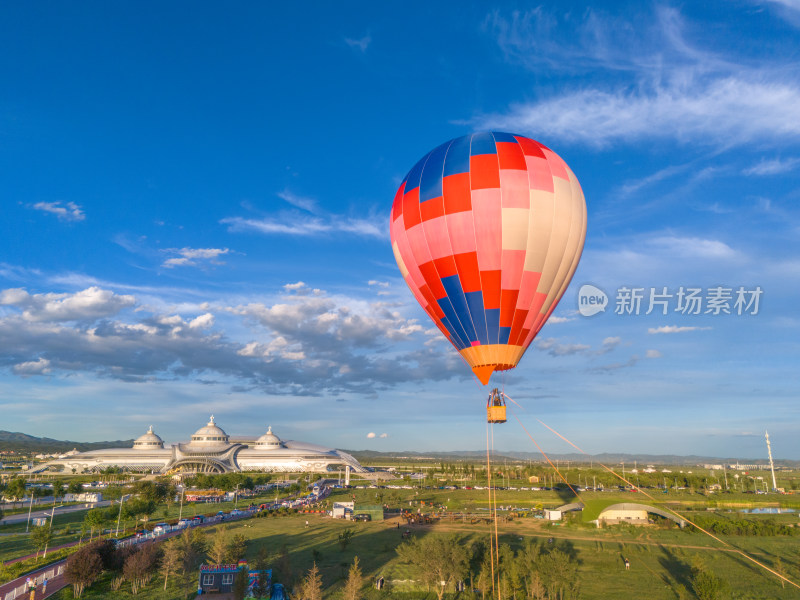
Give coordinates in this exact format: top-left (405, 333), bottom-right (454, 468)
top-left (178, 488), bottom-right (185, 522)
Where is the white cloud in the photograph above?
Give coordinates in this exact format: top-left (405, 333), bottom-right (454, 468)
top-left (648, 236), bottom-right (738, 260)
top-left (536, 337), bottom-right (591, 356)
top-left (13, 357), bottom-right (51, 377)
top-left (546, 316), bottom-right (573, 324)
top-left (0, 286), bottom-right (135, 322)
top-left (222, 215), bottom-right (384, 239)
top-left (162, 248), bottom-right (230, 269)
top-left (345, 34), bottom-right (371, 53)
top-left (743, 157), bottom-right (800, 176)
top-left (31, 201), bottom-right (85, 222)
top-left (476, 79), bottom-right (800, 148)
top-left (366, 432), bottom-right (376, 438)
top-left (479, 7), bottom-right (800, 148)
top-left (368, 280), bottom-right (390, 288)
top-left (645, 349), bottom-right (663, 358)
top-left (647, 325), bottom-right (712, 334)
top-left (278, 190), bottom-right (317, 213)
top-left (189, 313), bottom-right (215, 329)
top-left (379, 433), bottom-right (388, 438)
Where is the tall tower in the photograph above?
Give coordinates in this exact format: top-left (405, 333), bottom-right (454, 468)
top-left (765, 431), bottom-right (778, 491)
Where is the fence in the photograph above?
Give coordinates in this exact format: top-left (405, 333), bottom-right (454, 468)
top-left (3, 564), bottom-right (63, 600)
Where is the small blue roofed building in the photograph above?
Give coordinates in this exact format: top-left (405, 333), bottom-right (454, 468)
top-left (198, 562), bottom-right (271, 597)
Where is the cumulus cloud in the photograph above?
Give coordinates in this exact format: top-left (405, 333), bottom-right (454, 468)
top-left (0, 281), bottom-right (459, 396)
top-left (162, 248), bottom-right (230, 268)
top-left (0, 286), bottom-right (135, 322)
top-left (645, 349), bottom-right (663, 358)
top-left (379, 433), bottom-right (388, 438)
top-left (648, 325), bottom-right (712, 334)
top-left (30, 201), bottom-right (85, 222)
top-left (13, 357), bottom-right (51, 377)
top-left (366, 432), bottom-right (376, 438)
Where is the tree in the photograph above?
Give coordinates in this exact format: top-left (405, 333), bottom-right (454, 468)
top-left (67, 480), bottom-right (84, 495)
top-left (208, 525), bottom-right (229, 565)
top-left (161, 537), bottom-right (182, 590)
top-left (30, 524), bottom-right (53, 559)
top-left (123, 543), bottom-right (160, 595)
top-left (338, 527), bottom-right (355, 551)
top-left (176, 528), bottom-right (207, 599)
top-left (691, 565), bottom-right (728, 600)
top-left (396, 535), bottom-right (470, 600)
top-left (233, 567), bottom-right (250, 600)
top-left (124, 498), bottom-right (156, 532)
top-left (4, 477), bottom-right (27, 507)
top-left (84, 508), bottom-right (108, 539)
top-left (537, 548), bottom-right (579, 600)
top-left (342, 556), bottom-right (363, 600)
top-left (298, 562), bottom-right (323, 600)
top-left (52, 480), bottom-right (65, 502)
top-left (228, 533), bottom-right (248, 563)
top-left (65, 545), bottom-right (103, 598)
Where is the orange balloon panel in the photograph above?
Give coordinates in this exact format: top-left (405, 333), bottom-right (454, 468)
top-left (390, 132), bottom-right (586, 384)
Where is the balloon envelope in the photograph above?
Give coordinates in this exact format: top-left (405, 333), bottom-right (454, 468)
top-left (390, 132), bottom-right (586, 384)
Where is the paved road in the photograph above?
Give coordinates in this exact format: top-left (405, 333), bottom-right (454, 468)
top-left (0, 502), bottom-right (111, 526)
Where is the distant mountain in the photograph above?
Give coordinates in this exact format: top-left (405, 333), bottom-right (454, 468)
top-left (0, 431), bottom-right (133, 453)
top-left (343, 449), bottom-right (799, 468)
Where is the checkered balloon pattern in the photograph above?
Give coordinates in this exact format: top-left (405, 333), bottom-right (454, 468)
top-left (390, 132), bottom-right (586, 384)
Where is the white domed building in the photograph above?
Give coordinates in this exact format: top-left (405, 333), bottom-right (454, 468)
top-left (35, 417), bottom-right (366, 475)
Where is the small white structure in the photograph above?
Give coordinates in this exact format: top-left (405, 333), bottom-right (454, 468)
top-left (64, 492), bottom-right (103, 503)
top-left (543, 509), bottom-right (562, 521)
top-left (332, 501), bottom-right (354, 519)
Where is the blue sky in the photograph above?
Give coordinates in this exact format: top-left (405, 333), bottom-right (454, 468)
top-left (1, 1), bottom-right (799, 459)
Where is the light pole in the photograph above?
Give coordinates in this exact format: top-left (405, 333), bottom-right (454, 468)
top-left (42, 504), bottom-right (63, 559)
top-left (234, 484), bottom-right (241, 509)
top-left (116, 495), bottom-right (129, 537)
top-left (25, 491), bottom-right (35, 533)
top-left (178, 488), bottom-right (185, 522)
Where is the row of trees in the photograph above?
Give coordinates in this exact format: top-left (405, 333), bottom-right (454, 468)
top-left (396, 534), bottom-right (580, 600)
top-left (64, 523), bottom-right (252, 598)
top-left (691, 515), bottom-right (799, 537)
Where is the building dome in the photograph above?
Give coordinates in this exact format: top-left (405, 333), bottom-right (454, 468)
top-left (133, 426), bottom-right (164, 449)
top-left (255, 426), bottom-right (284, 448)
top-left (190, 416), bottom-right (229, 445)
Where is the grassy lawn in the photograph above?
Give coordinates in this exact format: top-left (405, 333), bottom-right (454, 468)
top-left (49, 509), bottom-right (800, 600)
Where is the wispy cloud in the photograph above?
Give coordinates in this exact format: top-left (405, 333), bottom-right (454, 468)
top-left (345, 34), bottom-right (371, 53)
top-left (536, 337), bottom-right (591, 356)
top-left (162, 248), bottom-right (230, 269)
top-left (647, 325), bottom-right (712, 334)
top-left (478, 6), bottom-right (800, 148)
top-left (30, 201), bottom-right (85, 222)
top-left (645, 349), bottom-right (663, 358)
top-left (221, 214), bottom-right (384, 239)
top-left (743, 157), bottom-right (800, 176)
top-left (278, 190), bottom-right (317, 212)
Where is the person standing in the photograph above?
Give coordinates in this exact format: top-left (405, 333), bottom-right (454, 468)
top-left (42, 578), bottom-right (48, 595)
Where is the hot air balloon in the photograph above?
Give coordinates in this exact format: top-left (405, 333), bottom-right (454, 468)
top-left (390, 132), bottom-right (587, 395)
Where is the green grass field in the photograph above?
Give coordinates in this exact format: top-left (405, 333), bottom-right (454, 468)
top-left (49, 508), bottom-right (800, 599)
